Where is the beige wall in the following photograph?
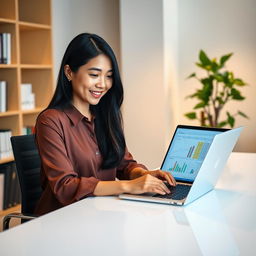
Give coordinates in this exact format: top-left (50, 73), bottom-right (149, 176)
top-left (51, 0), bottom-right (120, 82)
top-left (120, 0), bottom-right (176, 169)
top-left (177, 0), bottom-right (256, 152)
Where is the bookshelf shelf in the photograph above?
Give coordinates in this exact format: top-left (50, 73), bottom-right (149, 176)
top-left (0, 156), bottom-right (14, 165)
top-left (0, 18), bottom-right (16, 24)
top-left (0, 0), bottom-right (53, 212)
top-left (21, 107), bottom-right (43, 115)
top-left (0, 111), bottom-right (19, 117)
top-left (20, 64), bottom-right (52, 69)
top-left (0, 64), bottom-right (18, 68)
top-left (19, 21), bottom-right (51, 30)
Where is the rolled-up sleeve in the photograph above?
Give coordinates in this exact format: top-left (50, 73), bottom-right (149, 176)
top-left (116, 148), bottom-right (148, 180)
top-left (36, 112), bottom-right (100, 206)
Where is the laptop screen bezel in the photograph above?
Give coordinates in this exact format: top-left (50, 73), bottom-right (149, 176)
top-left (160, 125), bottom-right (230, 184)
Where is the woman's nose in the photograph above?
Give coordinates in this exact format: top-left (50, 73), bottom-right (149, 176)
top-left (96, 77), bottom-right (106, 89)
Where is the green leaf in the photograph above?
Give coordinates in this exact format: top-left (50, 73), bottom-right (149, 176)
top-left (220, 53), bottom-right (233, 67)
top-left (185, 92), bottom-right (199, 99)
top-left (211, 59), bottom-right (219, 73)
top-left (217, 121), bottom-right (228, 128)
top-left (186, 73), bottom-right (196, 79)
top-left (234, 78), bottom-right (246, 86)
top-left (216, 96), bottom-right (225, 105)
top-left (227, 112), bottom-right (235, 128)
top-left (231, 88), bottom-right (245, 100)
top-left (198, 77), bottom-right (213, 103)
top-left (196, 62), bottom-right (211, 71)
top-left (185, 112), bottom-right (197, 120)
top-left (193, 102), bottom-right (206, 109)
top-left (214, 73), bottom-right (224, 82)
top-left (199, 50), bottom-right (211, 66)
top-left (237, 111), bottom-right (249, 119)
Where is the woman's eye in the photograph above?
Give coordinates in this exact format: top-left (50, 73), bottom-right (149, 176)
top-left (107, 75), bottom-right (113, 79)
top-left (89, 74), bottom-right (98, 77)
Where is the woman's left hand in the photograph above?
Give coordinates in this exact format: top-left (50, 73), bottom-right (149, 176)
top-left (145, 170), bottom-right (176, 187)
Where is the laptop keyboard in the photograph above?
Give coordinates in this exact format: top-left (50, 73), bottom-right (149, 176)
top-left (152, 184), bottom-right (191, 200)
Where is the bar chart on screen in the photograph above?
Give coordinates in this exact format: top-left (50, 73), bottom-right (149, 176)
top-left (161, 127), bottom-right (223, 181)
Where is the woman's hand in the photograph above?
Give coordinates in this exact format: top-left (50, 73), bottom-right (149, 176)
top-left (125, 171), bottom-right (176, 195)
top-left (146, 169), bottom-right (176, 187)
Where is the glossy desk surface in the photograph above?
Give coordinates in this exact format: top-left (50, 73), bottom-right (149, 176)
top-left (0, 152), bottom-right (256, 256)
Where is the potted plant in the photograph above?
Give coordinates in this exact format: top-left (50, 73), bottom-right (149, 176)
top-left (184, 50), bottom-right (249, 128)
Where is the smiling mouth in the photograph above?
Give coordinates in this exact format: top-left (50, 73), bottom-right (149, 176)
top-left (89, 90), bottom-right (103, 98)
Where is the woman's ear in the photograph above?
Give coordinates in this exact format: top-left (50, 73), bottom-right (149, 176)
top-left (64, 65), bottom-right (72, 81)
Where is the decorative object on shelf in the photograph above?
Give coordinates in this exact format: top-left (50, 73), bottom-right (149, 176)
top-left (22, 126), bottom-right (35, 135)
top-left (21, 83), bottom-right (35, 110)
top-left (184, 50), bottom-right (249, 128)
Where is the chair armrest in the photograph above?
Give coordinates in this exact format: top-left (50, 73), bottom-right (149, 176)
top-left (3, 212), bottom-right (38, 231)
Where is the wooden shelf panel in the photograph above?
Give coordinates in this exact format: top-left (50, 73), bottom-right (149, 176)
top-left (18, 0), bottom-right (51, 25)
top-left (19, 21), bottom-right (51, 31)
top-left (0, 115), bottom-right (20, 135)
top-left (19, 28), bottom-right (52, 65)
top-left (0, 18), bottom-right (16, 24)
top-left (22, 107), bottom-right (43, 115)
top-left (0, 64), bottom-right (18, 68)
top-left (21, 69), bottom-right (53, 109)
top-left (0, 204), bottom-right (21, 216)
top-left (0, 111), bottom-right (19, 117)
top-left (0, 0), bottom-right (16, 21)
top-left (20, 64), bottom-right (52, 69)
top-left (0, 156), bottom-right (14, 165)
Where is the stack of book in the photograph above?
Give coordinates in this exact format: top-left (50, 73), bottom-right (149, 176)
top-left (0, 129), bottom-right (12, 159)
top-left (22, 126), bottom-right (35, 135)
top-left (21, 83), bottom-right (35, 110)
top-left (0, 81), bottom-right (7, 112)
top-left (0, 33), bottom-right (11, 64)
top-left (0, 161), bottom-right (21, 211)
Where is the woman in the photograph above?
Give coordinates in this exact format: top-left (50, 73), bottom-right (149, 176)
top-left (35, 33), bottom-right (176, 215)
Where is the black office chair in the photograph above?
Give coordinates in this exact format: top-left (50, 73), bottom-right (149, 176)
top-left (3, 134), bottom-right (42, 230)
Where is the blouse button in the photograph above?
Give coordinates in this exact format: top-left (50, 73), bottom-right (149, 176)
top-left (96, 151), bottom-right (100, 155)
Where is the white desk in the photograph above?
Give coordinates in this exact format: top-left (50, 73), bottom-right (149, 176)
top-left (0, 152), bottom-right (256, 256)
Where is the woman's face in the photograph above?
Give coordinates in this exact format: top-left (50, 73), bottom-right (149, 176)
top-left (65, 54), bottom-right (113, 108)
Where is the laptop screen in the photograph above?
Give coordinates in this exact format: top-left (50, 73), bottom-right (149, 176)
top-left (161, 126), bottom-right (228, 183)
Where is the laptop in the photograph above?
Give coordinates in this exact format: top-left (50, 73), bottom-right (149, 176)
top-left (119, 125), bottom-right (243, 206)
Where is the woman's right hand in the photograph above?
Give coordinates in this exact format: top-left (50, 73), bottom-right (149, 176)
top-left (124, 174), bottom-right (171, 195)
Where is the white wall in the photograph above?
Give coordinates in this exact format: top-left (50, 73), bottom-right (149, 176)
top-left (120, 0), bottom-right (174, 169)
top-left (51, 0), bottom-right (120, 82)
top-left (177, 0), bottom-right (256, 152)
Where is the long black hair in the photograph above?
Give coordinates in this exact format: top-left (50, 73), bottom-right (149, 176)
top-left (44, 33), bottom-right (125, 169)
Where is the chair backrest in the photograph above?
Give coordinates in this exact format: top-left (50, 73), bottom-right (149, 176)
top-left (10, 134), bottom-right (42, 215)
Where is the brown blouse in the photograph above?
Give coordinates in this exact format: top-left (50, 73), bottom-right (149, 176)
top-left (34, 105), bottom-right (147, 215)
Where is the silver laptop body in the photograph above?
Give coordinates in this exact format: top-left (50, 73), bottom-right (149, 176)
top-left (119, 125), bottom-right (243, 206)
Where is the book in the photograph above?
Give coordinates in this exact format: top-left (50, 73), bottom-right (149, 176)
top-left (0, 81), bottom-right (7, 112)
top-left (0, 129), bottom-right (12, 159)
top-left (0, 163), bottom-right (11, 209)
top-left (0, 33), bottom-right (11, 64)
top-left (0, 34), bottom-right (3, 64)
top-left (0, 173), bottom-right (4, 211)
top-left (0, 162), bottom-right (21, 210)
